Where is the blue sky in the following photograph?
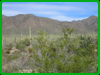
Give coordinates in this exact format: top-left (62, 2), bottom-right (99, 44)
top-left (2, 2), bottom-right (98, 21)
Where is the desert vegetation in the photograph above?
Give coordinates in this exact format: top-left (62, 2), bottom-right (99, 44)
top-left (2, 27), bottom-right (98, 73)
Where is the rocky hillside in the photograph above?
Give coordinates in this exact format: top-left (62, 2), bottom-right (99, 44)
top-left (2, 14), bottom-right (98, 35)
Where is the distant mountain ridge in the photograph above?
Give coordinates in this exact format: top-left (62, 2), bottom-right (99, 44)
top-left (2, 14), bottom-right (98, 35)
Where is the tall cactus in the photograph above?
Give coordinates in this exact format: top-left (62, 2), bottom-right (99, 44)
top-left (93, 28), bottom-right (94, 39)
top-left (21, 33), bottom-right (22, 40)
top-left (29, 27), bottom-right (32, 45)
top-left (15, 37), bottom-right (17, 43)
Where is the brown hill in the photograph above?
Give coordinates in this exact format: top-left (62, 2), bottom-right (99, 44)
top-left (2, 14), bottom-right (98, 35)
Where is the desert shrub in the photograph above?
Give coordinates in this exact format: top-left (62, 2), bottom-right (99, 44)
top-left (16, 38), bottom-right (30, 51)
top-left (4, 51), bottom-right (21, 63)
top-left (65, 54), bottom-right (93, 73)
top-left (2, 47), bottom-right (7, 55)
top-left (22, 38), bottom-right (30, 46)
top-left (2, 56), bottom-right (7, 65)
top-left (6, 50), bottom-right (10, 54)
top-left (95, 38), bottom-right (98, 49)
top-left (4, 42), bottom-right (13, 52)
top-left (3, 28), bottom-right (98, 73)
top-left (2, 48), bottom-right (8, 65)
top-left (79, 36), bottom-right (97, 57)
top-left (16, 43), bottom-right (26, 51)
top-left (43, 56), bottom-right (51, 73)
top-left (29, 28), bottom-right (97, 73)
top-left (2, 64), bottom-right (13, 73)
top-left (79, 36), bottom-right (94, 50)
top-left (56, 60), bottom-right (66, 73)
top-left (5, 55), bottom-right (13, 62)
top-left (11, 51), bottom-right (21, 60)
top-left (78, 34), bottom-right (86, 40)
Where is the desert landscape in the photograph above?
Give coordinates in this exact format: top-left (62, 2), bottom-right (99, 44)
top-left (2, 14), bottom-right (98, 73)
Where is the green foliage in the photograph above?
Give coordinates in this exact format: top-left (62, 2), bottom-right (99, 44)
top-left (2, 55), bottom-right (7, 65)
top-left (23, 38), bottom-right (30, 46)
top-left (5, 51), bottom-right (21, 62)
top-left (43, 56), bottom-right (50, 73)
top-left (16, 38), bottom-right (30, 51)
top-left (3, 64), bottom-right (13, 73)
top-left (2, 28), bottom-right (98, 73)
top-left (79, 36), bottom-right (94, 50)
top-left (5, 43), bottom-right (13, 51)
top-left (56, 60), bottom-right (66, 73)
top-left (79, 34), bottom-right (86, 40)
top-left (16, 42), bottom-right (26, 51)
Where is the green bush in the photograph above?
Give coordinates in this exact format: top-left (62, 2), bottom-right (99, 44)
top-left (16, 38), bottom-right (30, 51)
top-left (5, 43), bottom-right (13, 51)
top-left (16, 43), bottom-right (26, 51)
top-left (22, 38), bottom-right (30, 46)
top-left (2, 28), bottom-right (98, 73)
top-left (79, 36), bottom-right (94, 50)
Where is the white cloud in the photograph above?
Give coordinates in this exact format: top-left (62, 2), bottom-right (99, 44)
top-left (29, 4), bottom-right (81, 11)
top-left (2, 9), bottom-right (63, 16)
top-left (50, 16), bottom-right (88, 21)
top-left (2, 2), bottom-right (97, 21)
top-left (32, 11), bottom-right (63, 16)
top-left (2, 3), bottom-right (82, 16)
top-left (2, 10), bottom-right (24, 16)
top-left (2, 3), bottom-right (82, 11)
top-left (2, 9), bottom-right (88, 21)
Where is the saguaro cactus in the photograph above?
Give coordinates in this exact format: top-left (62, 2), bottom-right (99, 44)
top-left (93, 28), bottom-right (94, 39)
top-left (15, 37), bottom-right (17, 43)
top-left (29, 27), bottom-right (32, 45)
top-left (20, 33), bottom-right (22, 40)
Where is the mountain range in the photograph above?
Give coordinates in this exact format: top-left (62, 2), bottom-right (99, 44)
top-left (2, 14), bottom-right (98, 35)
